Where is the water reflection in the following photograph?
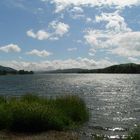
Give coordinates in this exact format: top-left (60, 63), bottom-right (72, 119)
top-left (0, 74), bottom-right (140, 139)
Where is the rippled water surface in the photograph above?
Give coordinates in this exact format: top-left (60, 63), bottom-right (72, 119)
top-left (0, 74), bottom-right (140, 139)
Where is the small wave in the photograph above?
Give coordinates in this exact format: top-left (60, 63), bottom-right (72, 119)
top-left (133, 108), bottom-right (140, 112)
top-left (88, 126), bottom-right (127, 132)
top-left (122, 117), bottom-right (136, 121)
top-left (113, 117), bottom-right (136, 121)
top-left (108, 135), bottom-right (128, 139)
top-left (89, 133), bottom-right (128, 140)
top-left (109, 135), bottom-right (120, 139)
top-left (107, 127), bottom-right (127, 132)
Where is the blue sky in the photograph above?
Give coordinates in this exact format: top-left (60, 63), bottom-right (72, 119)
top-left (0, 0), bottom-right (140, 71)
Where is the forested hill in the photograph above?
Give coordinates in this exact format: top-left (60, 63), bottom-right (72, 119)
top-left (46, 63), bottom-right (140, 74)
top-left (0, 65), bottom-right (16, 72)
top-left (87, 63), bottom-right (140, 74)
top-left (0, 65), bottom-right (34, 75)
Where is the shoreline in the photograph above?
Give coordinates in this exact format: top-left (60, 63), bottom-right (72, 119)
top-left (0, 131), bottom-right (80, 140)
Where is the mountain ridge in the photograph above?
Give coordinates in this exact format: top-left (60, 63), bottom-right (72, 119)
top-left (45, 63), bottom-right (140, 74)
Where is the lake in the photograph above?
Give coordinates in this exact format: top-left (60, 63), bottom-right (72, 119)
top-left (0, 74), bottom-right (140, 139)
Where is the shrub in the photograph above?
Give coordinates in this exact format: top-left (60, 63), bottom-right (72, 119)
top-left (0, 96), bottom-right (6, 104)
top-left (21, 93), bottom-right (40, 103)
top-left (54, 96), bottom-right (89, 125)
top-left (127, 126), bottom-right (140, 140)
top-left (0, 104), bottom-right (11, 130)
top-left (0, 94), bottom-right (89, 133)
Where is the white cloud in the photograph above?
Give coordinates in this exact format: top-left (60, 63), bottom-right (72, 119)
top-left (49, 21), bottom-right (70, 37)
top-left (110, 32), bottom-right (140, 57)
top-left (95, 11), bottom-right (131, 33)
top-left (67, 47), bottom-right (77, 51)
top-left (42, 0), bottom-right (140, 13)
top-left (26, 30), bottom-right (36, 38)
top-left (88, 48), bottom-right (96, 56)
top-left (0, 58), bottom-right (117, 71)
top-left (111, 47), bottom-right (140, 57)
top-left (128, 57), bottom-right (140, 63)
top-left (84, 9), bottom-right (140, 58)
top-left (70, 7), bottom-right (83, 13)
top-left (0, 44), bottom-right (21, 53)
top-left (86, 17), bottom-right (92, 23)
top-left (27, 21), bottom-right (69, 40)
top-left (84, 30), bottom-right (112, 48)
top-left (26, 49), bottom-right (52, 57)
top-left (27, 30), bottom-right (50, 40)
top-left (85, 29), bottom-right (140, 57)
top-left (69, 6), bottom-right (84, 19)
top-left (88, 52), bottom-right (95, 56)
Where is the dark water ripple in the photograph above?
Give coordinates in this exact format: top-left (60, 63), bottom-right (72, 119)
top-left (0, 74), bottom-right (140, 139)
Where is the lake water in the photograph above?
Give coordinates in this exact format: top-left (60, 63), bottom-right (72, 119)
top-left (0, 74), bottom-right (140, 139)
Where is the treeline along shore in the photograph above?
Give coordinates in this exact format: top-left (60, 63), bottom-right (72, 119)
top-left (0, 70), bottom-right (34, 75)
top-left (0, 65), bottom-right (34, 75)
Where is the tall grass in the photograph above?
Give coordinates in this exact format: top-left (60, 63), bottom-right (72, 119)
top-left (127, 126), bottom-right (140, 140)
top-left (0, 94), bottom-right (89, 133)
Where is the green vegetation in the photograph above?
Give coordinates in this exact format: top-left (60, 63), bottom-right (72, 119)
top-left (127, 126), bottom-right (140, 140)
top-left (0, 94), bottom-right (89, 133)
top-left (18, 70), bottom-right (34, 75)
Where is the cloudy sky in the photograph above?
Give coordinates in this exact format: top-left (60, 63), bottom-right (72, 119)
top-left (0, 0), bottom-right (140, 71)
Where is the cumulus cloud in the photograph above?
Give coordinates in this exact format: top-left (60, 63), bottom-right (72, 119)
top-left (0, 44), bottom-right (21, 53)
top-left (110, 32), bottom-right (140, 57)
top-left (42, 0), bottom-right (140, 13)
top-left (84, 30), bottom-right (112, 48)
top-left (85, 29), bottom-right (140, 57)
top-left (95, 11), bottom-right (131, 33)
top-left (27, 21), bottom-right (69, 40)
top-left (84, 9), bottom-right (140, 58)
top-left (26, 49), bottom-right (52, 57)
top-left (70, 7), bottom-right (83, 13)
top-left (49, 21), bottom-right (70, 37)
top-left (69, 6), bottom-right (84, 19)
top-left (27, 30), bottom-right (50, 40)
top-left (0, 58), bottom-right (117, 71)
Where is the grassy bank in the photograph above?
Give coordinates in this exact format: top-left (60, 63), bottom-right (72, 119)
top-left (0, 94), bottom-right (89, 133)
top-left (127, 126), bottom-right (140, 140)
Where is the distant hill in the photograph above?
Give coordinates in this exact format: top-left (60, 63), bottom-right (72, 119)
top-left (45, 63), bottom-right (140, 74)
top-left (0, 65), bottom-right (16, 72)
top-left (45, 68), bottom-right (87, 73)
top-left (0, 65), bottom-right (34, 75)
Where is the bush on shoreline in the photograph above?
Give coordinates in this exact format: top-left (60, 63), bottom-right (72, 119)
top-left (126, 126), bottom-right (140, 140)
top-left (0, 94), bottom-right (89, 133)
